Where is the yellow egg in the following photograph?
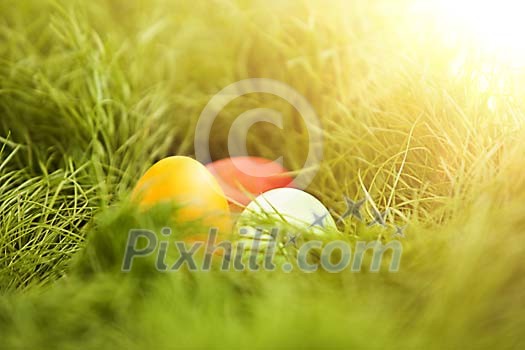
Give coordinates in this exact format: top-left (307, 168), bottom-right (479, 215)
top-left (132, 156), bottom-right (231, 233)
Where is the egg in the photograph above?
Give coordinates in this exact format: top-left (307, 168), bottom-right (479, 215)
top-left (206, 157), bottom-right (294, 210)
top-left (237, 188), bottom-right (336, 236)
top-left (132, 156), bottom-right (231, 233)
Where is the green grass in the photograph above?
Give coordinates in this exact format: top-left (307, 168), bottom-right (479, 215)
top-left (1, 0), bottom-right (525, 348)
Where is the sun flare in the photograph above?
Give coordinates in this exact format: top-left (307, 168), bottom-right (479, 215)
top-left (437, 0), bottom-right (525, 66)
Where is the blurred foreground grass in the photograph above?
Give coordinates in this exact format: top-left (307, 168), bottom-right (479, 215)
top-left (1, 0), bottom-right (524, 348)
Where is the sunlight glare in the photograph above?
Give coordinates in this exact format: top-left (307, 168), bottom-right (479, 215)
top-left (438, 0), bottom-right (525, 67)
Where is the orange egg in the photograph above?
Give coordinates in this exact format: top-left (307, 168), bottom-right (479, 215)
top-left (132, 156), bottom-right (231, 233)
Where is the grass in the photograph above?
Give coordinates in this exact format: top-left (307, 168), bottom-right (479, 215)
top-left (1, 0), bottom-right (525, 348)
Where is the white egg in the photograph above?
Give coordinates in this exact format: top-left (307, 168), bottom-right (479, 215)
top-left (236, 188), bottom-right (337, 237)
